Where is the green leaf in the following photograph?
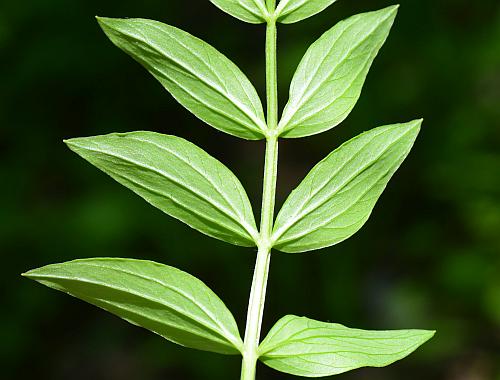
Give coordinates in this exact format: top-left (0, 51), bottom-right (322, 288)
top-left (278, 6), bottom-right (398, 138)
top-left (259, 315), bottom-right (435, 377)
top-left (209, 0), bottom-right (269, 24)
top-left (23, 258), bottom-right (243, 355)
top-left (272, 120), bottom-right (421, 253)
top-left (276, 0), bottom-right (339, 24)
top-left (65, 131), bottom-right (259, 247)
top-left (97, 17), bottom-right (267, 140)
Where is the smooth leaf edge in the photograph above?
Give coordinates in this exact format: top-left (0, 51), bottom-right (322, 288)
top-left (271, 119), bottom-right (422, 253)
top-left (64, 131), bottom-right (260, 247)
top-left (258, 315), bottom-right (435, 377)
top-left (209, 0), bottom-right (270, 24)
top-left (275, 0), bottom-right (339, 24)
top-left (277, 5), bottom-right (400, 138)
top-left (22, 257), bottom-right (244, 355)
top-left (96, 17), bottom-right (269, 141)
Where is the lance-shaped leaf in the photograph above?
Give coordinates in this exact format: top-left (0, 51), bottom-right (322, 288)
top-left (278, 6), bottom-right (398, 138)
top-left (272, 120), bottom-right (421, 253)
top-left (65, 131), bottom-right (259, 247)
top-left (23, 258), bottom-right (243, 355)
top-left (97, 17), bottom-right (267, 140)
top-left (276, 0), bottom-right (339, 24)
top-left (209, 0), bottom-right (269, 24)
top-left (259, 315), bottom-right (435, 377)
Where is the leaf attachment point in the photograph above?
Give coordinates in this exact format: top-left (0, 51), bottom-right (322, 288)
top-left (65, 132), bottom-right (259, 247)
top-left (259, 315), bottom-right (435, 377)
top-left (23, 258), bottom-right (244, 355)
top-left (272, 120), bottom-right (421, 253)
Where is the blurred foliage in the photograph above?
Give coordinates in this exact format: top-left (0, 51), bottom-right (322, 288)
top-left (1, 0), bottom-right (499, 379)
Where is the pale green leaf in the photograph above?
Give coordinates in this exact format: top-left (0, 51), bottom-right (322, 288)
top-left (209, 0), bottom-right (269, 24)
top-left (97, 17), bottom-right (267, 140)
top-left (23, 258), bottom-right (243, 355)
top-left (276, 0), bottom-right (339, 24)
top-left (65, 131), bottom-right (259, 247)
top-left (278, 6), bottom-right (398, 138)
top-left (259, 315), bottom-right (435, 377)
top-left (272, 120), bottom-right (421, 253)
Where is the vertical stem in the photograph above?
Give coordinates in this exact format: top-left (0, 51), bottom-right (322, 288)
top-left (240, 5), bottom-right (279, 380)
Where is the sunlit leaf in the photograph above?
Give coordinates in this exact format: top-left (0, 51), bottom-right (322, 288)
top-left (278, 6), bottom-right (398, 138)
top-left (24, 258), bottom-right (243, 355)
top-left (209, 0), bottom-right (269, 24)
top-left (66, 131), bottom-right (259, 247)
top-left (97, 17), bottom-right (267, 140)
top-left (259, 315), bottom-right (435, 377)
top-left (272, 120), bottom-right (421, 253)
top-left (276, 0), bottom-right (339, 24)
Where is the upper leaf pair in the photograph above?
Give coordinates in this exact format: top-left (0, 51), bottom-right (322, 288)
top-left (209, 0), bottom-right (340, 24)
top-left (98, 6), bottom-right (397, 140)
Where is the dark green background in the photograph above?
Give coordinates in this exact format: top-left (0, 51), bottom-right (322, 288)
top-left (1, 0), bottom-right (499, 379)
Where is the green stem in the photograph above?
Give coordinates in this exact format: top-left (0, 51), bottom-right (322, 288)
top-left (240, 8), bottom-right (278, 380)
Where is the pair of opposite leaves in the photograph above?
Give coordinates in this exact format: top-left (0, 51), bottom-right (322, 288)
top-left (61, 5), bottom-right (417, 254)
top-left (211, 0), bottom-right (344, 24)
top-left (24, 3), bottom-right (434, 378)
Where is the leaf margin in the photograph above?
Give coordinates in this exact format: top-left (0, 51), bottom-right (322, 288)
top-left (22, 257), bottom-right (244, 355)
top-left (258, 314), bottom-right (435, 377)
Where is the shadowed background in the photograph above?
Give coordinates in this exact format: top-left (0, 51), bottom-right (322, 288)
top-left (1, 0), bottom-right (499, 379)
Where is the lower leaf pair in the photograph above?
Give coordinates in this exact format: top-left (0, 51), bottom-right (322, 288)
top-left (24, 258), bottom-right (434, 377)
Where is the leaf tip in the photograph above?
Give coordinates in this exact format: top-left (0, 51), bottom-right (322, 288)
top-left (21, 269), bottom-right (38, 279)
top-left (95, 16), bottom-right (118, 33)
top-left (63, 138), bottom-right (79, 149)
top-left (388, 4), bottom-right (400, 13)
top-left (95, 16), bottom-right (111, 25)
top-left (426, 329), bottom-right (437, 339)
top-left (413, 118), bottom-right (424, 129)
top-left (382, 4), bottom-right (400, 21)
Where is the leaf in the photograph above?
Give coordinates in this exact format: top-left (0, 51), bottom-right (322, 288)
top-left (278, 6), bottom-right (399, 138)
top-left (23, 258), bottom-right (243, 355)
top-left (65, 131), bottom-right (259, 247)
top-left (97, 17), bottom-right (267, 140)
top-left (259, 315), bottom-right (435, 377)
top-left (209, 0), bottom-right (269, 24)
top-left (276, 0), bottom-right (339, 24)
top-left (272, 120), bottom-right (421, 253)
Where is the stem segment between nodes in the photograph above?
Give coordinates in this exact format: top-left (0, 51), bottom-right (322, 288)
top-left (241, 2), bottom-right (278, 378)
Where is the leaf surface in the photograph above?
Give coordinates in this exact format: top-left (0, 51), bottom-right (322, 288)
top-left (209, 0), bottom-right (268, 23)
top-left (97, 17), bottom-right (267, 140)
top-left (272, 120), bottom-right (421, 253)
top-left (66, 131), bottom-right (259, 247)
top-left (278, 6), bottom-right (398, 138)
top-left (259, 315), bottom-right (435, 377)
top-left (23, 258), bottom-right (243, 355)
top-left (276, 0), bottom-right (339, 24)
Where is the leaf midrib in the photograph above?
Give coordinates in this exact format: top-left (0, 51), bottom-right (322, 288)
top-left (74, 142), bottom-right (256, 243)
top-left (274, 136), bottom-right (412, 246)
top-left (124, 21), bottom-right (267, 133)
top-left (273, 126), bottom-right (408, 243)
top-left (78, 261), bottom-right (242, 348)
top-left (128, 135), bottom-right (257, 236)
top-left (31, 268), bottom-right (240, 349)
top-left (279, 10), bottom-right (393, 133)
